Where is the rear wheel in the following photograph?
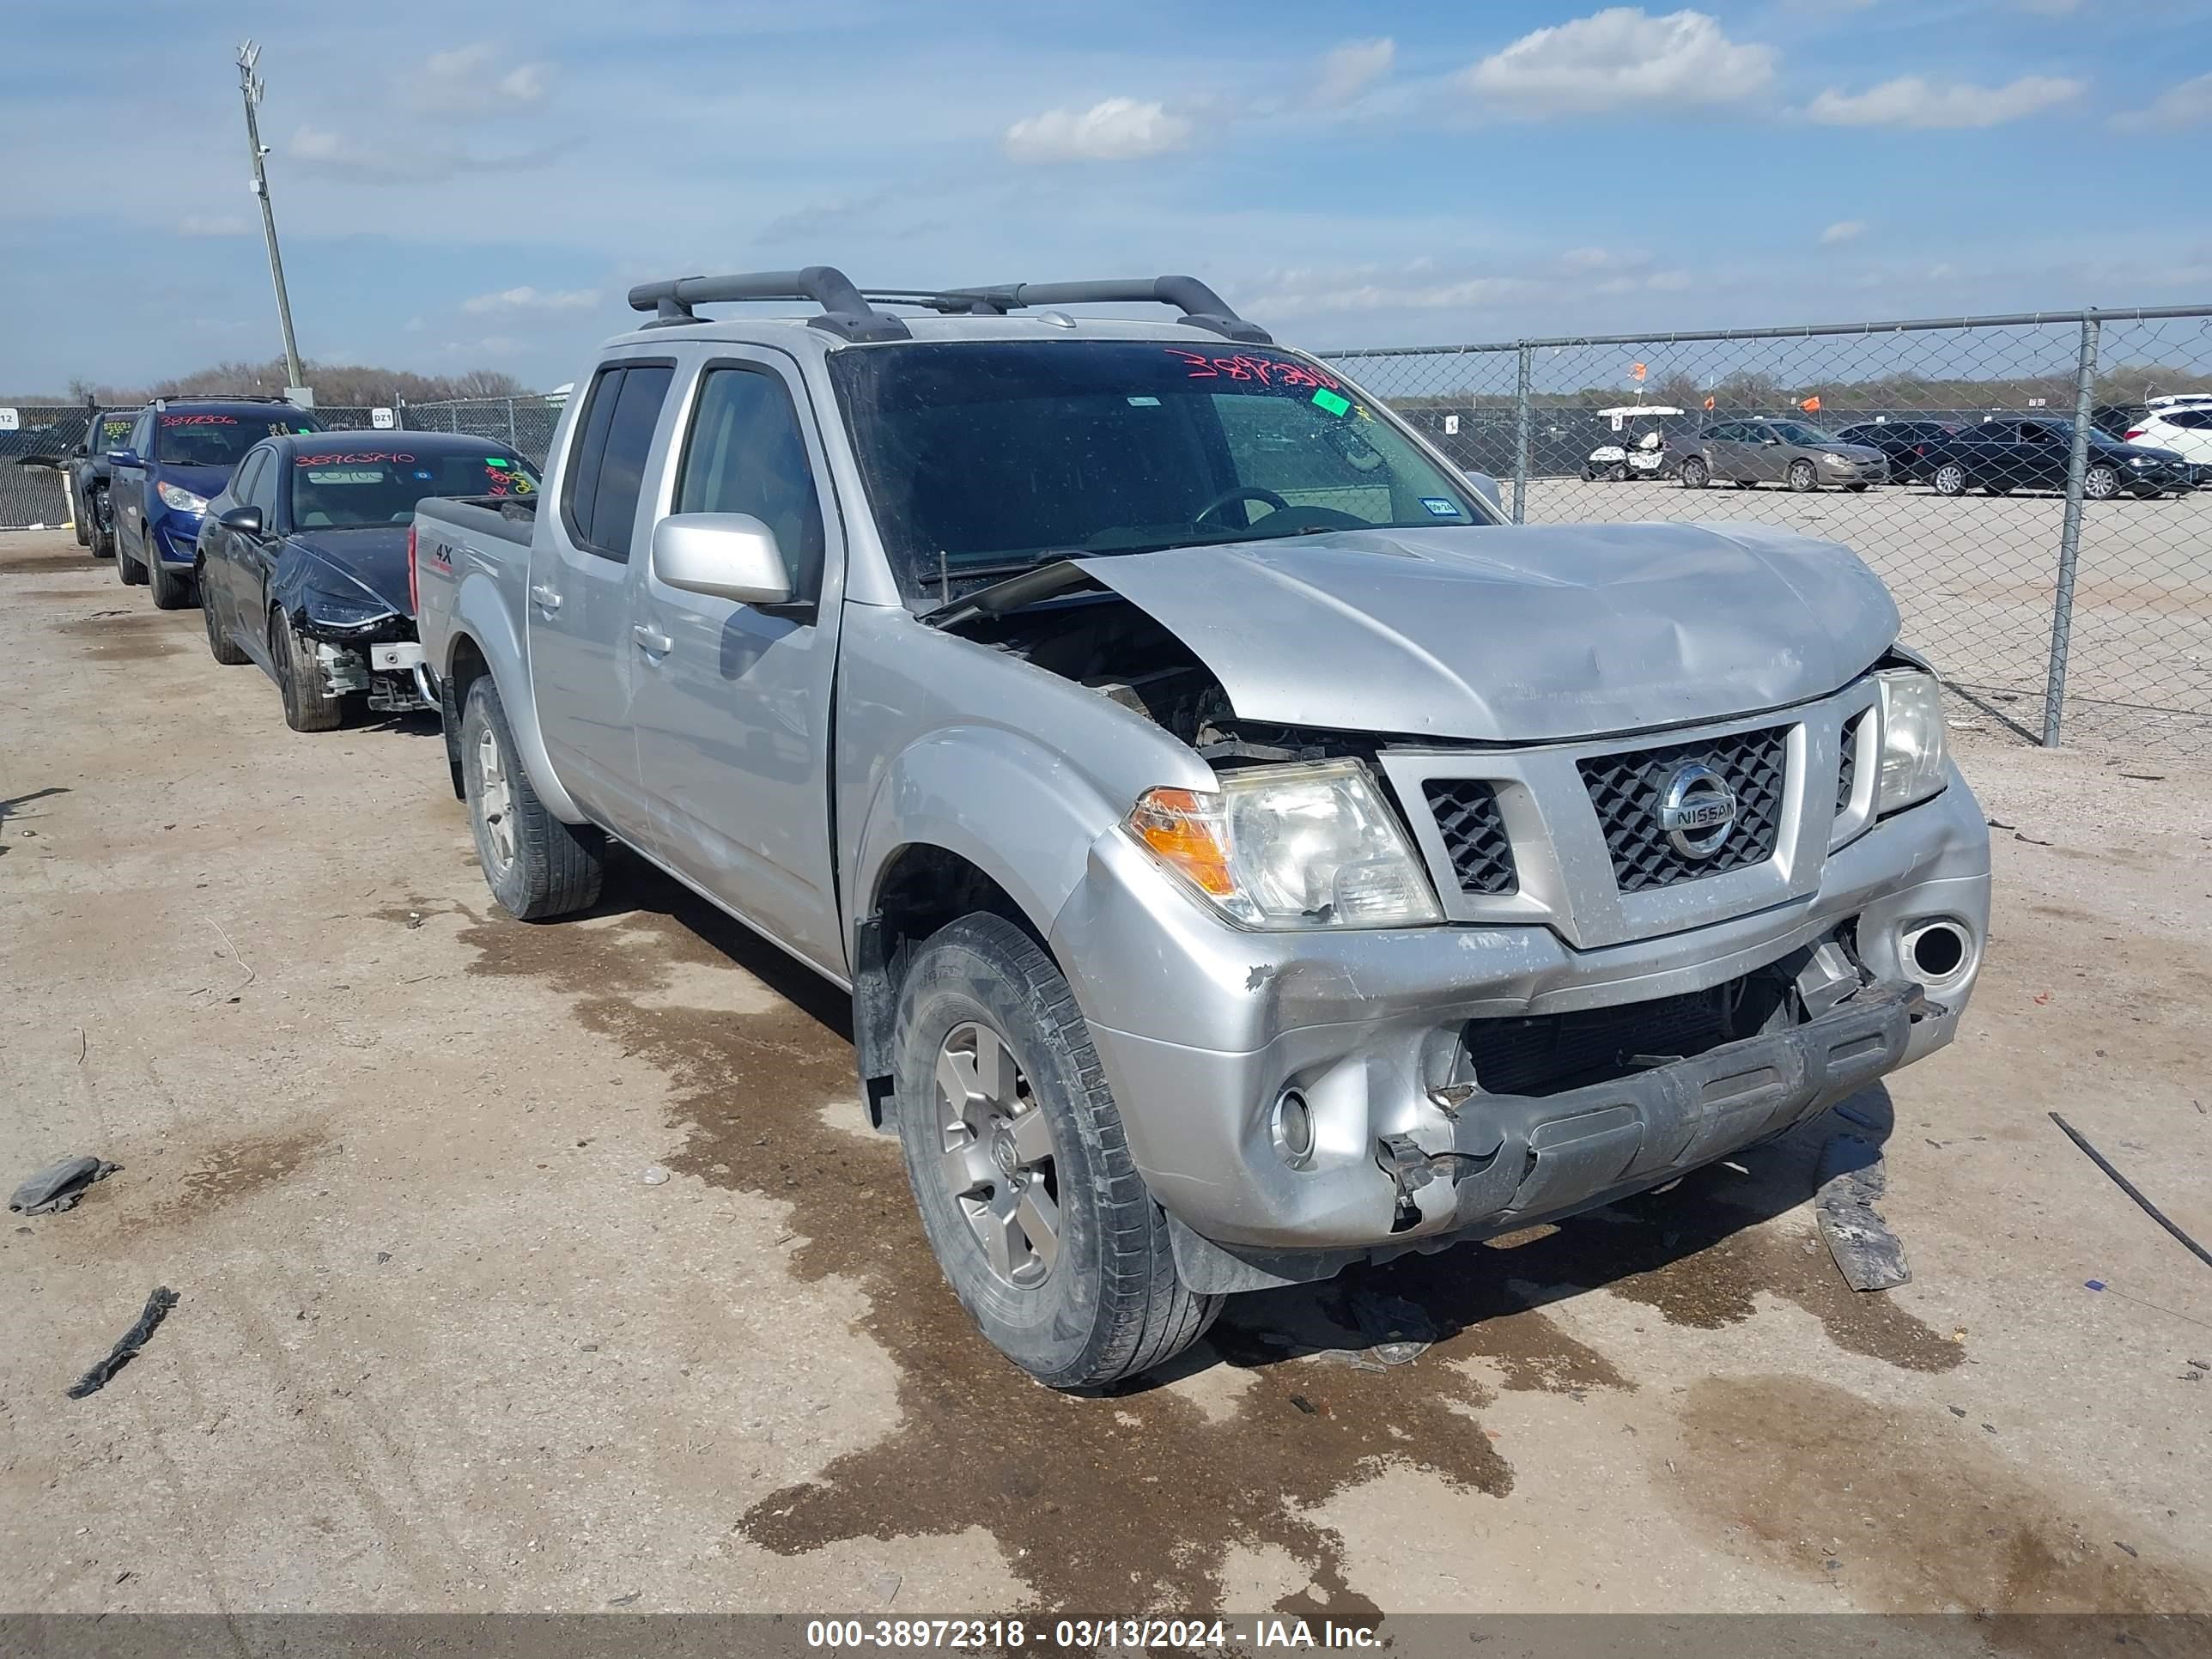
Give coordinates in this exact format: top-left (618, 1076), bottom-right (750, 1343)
top-left (1788, 458), bottom-right (1819, 493)
top-left (1680, 456), bottom-right (1709, 489)
top-left (201, 567), bottom-right (248, 664)
top-left (1932, 463), bottom-right (1968, 497)
top-left (459, 676), bottom-right (604, 920)
top-left (270, 610), bottom-right (343, 732)
top-left (892, 913), bottom-right (1220, 1389)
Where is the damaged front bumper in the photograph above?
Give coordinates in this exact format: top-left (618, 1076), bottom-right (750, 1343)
top-left (1048, 766), bottom-right (1989, 1293)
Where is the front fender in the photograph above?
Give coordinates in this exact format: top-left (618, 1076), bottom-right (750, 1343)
top-left (447, 573), bottom-right (586, 825)
top-left (853, 725), bottom-right (1126, 951)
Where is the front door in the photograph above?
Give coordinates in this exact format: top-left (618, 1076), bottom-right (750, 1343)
top-left (116, 410), bottom-right (153, 560)
top-left (526, 359), bottom-right (675, 850)
top-left (632, 353), bottom-right (848, 977)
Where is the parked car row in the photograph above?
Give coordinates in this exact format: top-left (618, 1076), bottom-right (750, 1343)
top-left (47, 273), bottom-right (1994, 1390)
top-left (1577, 410), bottom-right (2197, 499)
top-left (77, 392), bottom-right (538, 730)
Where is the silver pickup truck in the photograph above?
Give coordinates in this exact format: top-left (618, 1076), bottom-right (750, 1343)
top-left (410, 268), bottom-right (1990, 1389)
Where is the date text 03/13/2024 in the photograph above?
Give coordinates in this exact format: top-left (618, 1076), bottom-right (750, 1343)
top-left (803, 1619), bottom-right (1382, 1650)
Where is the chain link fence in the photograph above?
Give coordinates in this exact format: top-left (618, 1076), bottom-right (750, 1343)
top-left (11, 308), bottom-right (2207, 752)
top-left (1322, 305), bottom-right (2212, 757)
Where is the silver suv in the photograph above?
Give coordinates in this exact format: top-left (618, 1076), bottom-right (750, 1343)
top-left (410, 269), bottom-right (1990, 1389)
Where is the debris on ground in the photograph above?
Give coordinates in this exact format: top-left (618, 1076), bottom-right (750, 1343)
top-left (1348, 1288), bottom-right (1437, 1364)
top-left (2050, 1113), bottom-right (2212, 1271)
top-left (66, 1287), bottom-right (180, 1399)
top-left (641, 1165), bottom-right (670, 1186)
top-left (1814, 1134), bottom-right (1911, 1291)
top-left (10, 1155), bottom-right (121, 1215)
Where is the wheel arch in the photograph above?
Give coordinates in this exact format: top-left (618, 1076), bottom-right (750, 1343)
top-left (443, 574), bottom-right (586, 824)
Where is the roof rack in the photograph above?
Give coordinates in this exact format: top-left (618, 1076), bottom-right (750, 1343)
top-left (625, 266), bottom-right (1269, 344)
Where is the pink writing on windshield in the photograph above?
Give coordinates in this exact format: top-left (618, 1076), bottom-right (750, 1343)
top-left (1165, 349), bottom-right (1344, 392)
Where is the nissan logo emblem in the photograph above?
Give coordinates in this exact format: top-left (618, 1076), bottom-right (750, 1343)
top-left (1658, 763), bottom-right (1738, 859)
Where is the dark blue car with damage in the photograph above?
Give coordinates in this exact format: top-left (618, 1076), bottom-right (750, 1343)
top-left (110, 397), bottom-right (322, 607)
top-left (196, 430), bottom-right (538, 731)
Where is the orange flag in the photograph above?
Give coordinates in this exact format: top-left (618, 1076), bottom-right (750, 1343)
top-left (1629, 362), bottom-right (1648, 381)
top-left (1703, 395), bottom-right (1717, 410)
top-left (1799, 395), bottom-right (1822, 412)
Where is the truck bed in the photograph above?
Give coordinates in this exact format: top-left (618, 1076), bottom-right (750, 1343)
top-left (416, 494), bottom-right (537, 547)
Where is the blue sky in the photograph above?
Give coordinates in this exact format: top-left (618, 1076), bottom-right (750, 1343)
top-left (5, 1), bottom-right (2209, 393)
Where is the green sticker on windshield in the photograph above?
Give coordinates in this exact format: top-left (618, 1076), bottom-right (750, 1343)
top-left (483, 457), bottom-right (510, 467)
top-left (1311, 388), bottom-right (1352, 417)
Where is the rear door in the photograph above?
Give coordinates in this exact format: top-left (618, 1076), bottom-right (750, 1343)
top-left (526, 356), bottom-right (676, 850)
top-left (632, 349), bottom-right (848, 975)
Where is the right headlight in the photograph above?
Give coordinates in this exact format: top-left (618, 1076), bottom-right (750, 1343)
top-left (1124, 759), bottom-right (1442, 930)
top-left (1875, 668), bottom-right (1948, 812)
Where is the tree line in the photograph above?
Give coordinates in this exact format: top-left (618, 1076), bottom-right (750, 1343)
top-left (23, 358), bottom-right (538, 407)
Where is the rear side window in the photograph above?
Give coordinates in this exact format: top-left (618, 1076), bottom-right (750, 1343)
top-left (674, 366), bottom-right (826, 599)
top-left (562, 364), bottom-right (673, 560)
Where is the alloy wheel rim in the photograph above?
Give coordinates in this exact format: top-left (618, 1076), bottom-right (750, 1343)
top-left (2086, 467), bottom-right (2118, 500)
top-left (933, 1020), bottom-right (1060, 1289)
top-left (476, 726), bottom-right (517, 874)
top-left (1938, 465), bottom-right (1964, 493)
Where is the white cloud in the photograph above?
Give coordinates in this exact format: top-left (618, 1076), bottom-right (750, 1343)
top-left (1820, 219), bottom-right (1867, 244)
top-left (1317, 39), bottom-right (1395, 106)
top-left (421, 43), bottom-right (549, 108)
top-left (2113, 72), bottom-right (2212, 131)
top-left (462, 286), bottom-right (599, 314)
top-left (1805, 75), bottom-right (2081, 129)
top-left (1002, 98), bottom-right (1193, 163)
top-left (177, 214), bottom-right (251, 238)
top-left (1462, 9), bottom-right (1777, 115)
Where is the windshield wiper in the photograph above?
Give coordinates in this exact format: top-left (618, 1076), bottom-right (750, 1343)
top-left (919, 559), bottom-right (1104, 630)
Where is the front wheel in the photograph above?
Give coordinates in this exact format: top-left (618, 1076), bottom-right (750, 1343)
top-left (116, 529), bottom-right (148, 586)
top-left (459, 676), bottom-right (604, 920)
top-left (2083, 464), bottom-right (2121, 501)
top-left (1932, 463), bottom-right (1968, 497)
top-left (1680, 457), bottom-right (1709, 489)
top-left (270, 610), bottom-right (343, 732)
top-left (892, 913), bottom-right (1220, 1389)
top-left (1607, 461), bottom-right (1629, 483)
top-left (148, 552), bottom-right (195, 611)
top-left (1788, 459), bottom-right (1819, 493)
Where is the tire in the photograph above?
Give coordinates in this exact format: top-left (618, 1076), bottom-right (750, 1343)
top-left (90, 488), bottom-right (115, 558)
top-left (459, 675), bottom-right (604, 920)
top-left (1788, 459), bottom-right (1819, 493)
top-left (1932, 463), bottom-right (1968, 497)
top-left (1579, 465), bottom-right (1598, 482)
top-left (1607, 461), bottom-right (1629, 483)
top-left (890, 913), bottom-right (1220, 1389)
top-left (1680, 457), bottom-right (1709, 489)
top-left (117, 527), bottom-right (148, 586)
top-left (270, 610), bottom-right (343, 732)
top-left (2083, 464), bottom-right (2121, 501)
top-left (200, 567), bottom-right (248, 665)
top-left (148, 550), bottom-right (195, 611)
top-left (72, 490), bottom-right (91, 548)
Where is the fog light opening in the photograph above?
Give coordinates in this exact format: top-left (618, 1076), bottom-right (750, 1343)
top-left (1270, 1089), bottom-right (1316, 1170)
top-left (1905, 921), bottom-right (1968, 983)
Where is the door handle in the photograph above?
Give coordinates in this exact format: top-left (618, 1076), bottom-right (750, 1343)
top-left (530, 583), bottom-right (562, 612)
top-left (631, 623), bottom-right (672, 655)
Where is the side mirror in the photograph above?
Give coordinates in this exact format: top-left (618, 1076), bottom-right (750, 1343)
top-left (218, 505), bottom-right (264, 536)
top-left (1462, 471), bottom-right (1504, 515)
top-left (650, 513), bottom-right (794, 606)
top-left (106, 449), bottom-right (137, 468)
top-left (1761, 434), bottom-right (1783, 446)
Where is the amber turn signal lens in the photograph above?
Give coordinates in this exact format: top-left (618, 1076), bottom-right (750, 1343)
top-left (1126, 787), bottom-right (1235, 897)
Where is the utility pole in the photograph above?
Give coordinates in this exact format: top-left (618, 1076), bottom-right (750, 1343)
top-left (236, 40), bottom-right (309, 402)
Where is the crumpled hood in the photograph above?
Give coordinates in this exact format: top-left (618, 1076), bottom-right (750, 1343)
top-left (286, 526), bottom-right (413, 617)
top-left (1073, 522), bottom-right (1899, 743)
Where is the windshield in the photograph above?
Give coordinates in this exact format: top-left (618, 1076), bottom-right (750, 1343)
top-left (290, 448), bottom-right (538, 528)
top-left (826, 340), bottom-right (1484, 601)
top-left (156, 412), bottom-right (322, 469)
top-left (1763, 421), bottom-right (1839, 446)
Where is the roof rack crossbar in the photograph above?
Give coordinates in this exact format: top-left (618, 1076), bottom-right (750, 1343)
top-left (625, 266), bottom-right (910, 343)
top-left (939, 276), bottom-right (1271, 343)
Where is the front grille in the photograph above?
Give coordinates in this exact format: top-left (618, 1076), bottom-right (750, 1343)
top-left (1836, 714), bottom-right (1861, 815)
top-left (1424, 780), bottom-right (1517, 896)
top-left (1578, 725), bottom-right (1789, 892)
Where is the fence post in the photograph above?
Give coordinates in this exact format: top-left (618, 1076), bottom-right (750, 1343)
top-left (2041, 314), bottom-right (2101, 748)
top-left (1511, 344), bottom-right (1532, 525)
top-left (505, 398), bottom-right (518, 449)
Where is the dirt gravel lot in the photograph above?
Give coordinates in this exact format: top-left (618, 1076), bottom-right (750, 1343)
top-left (3, 526), bottom-right (2209, 1620)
